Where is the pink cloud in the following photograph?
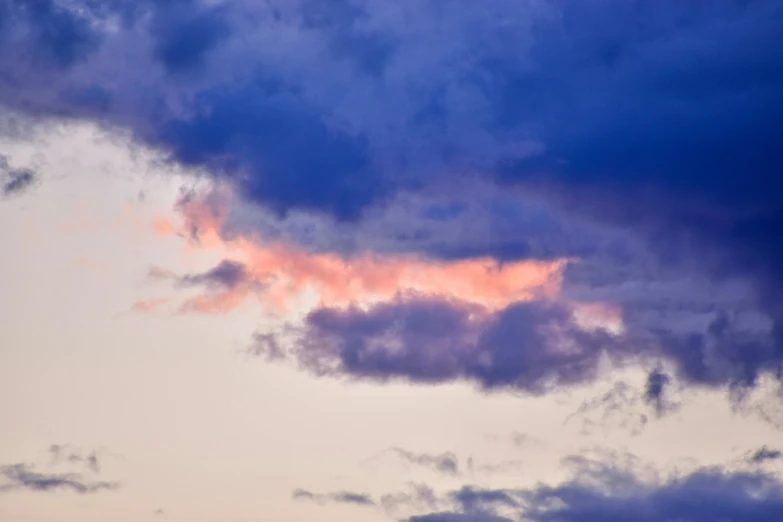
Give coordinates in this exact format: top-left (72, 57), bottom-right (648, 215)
top-left (156, 191), bottom-right (572, 316)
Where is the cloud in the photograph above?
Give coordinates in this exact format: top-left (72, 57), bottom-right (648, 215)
top-left (5, 0), bottom-right (781, 408)
top-left (0, 463), bottom-right (118, 494)
top-left (256, 285), bottom-right (780, 399)
top-left (0, 446), bottom-right (120, 495)
top-left (392, 448), bottom-right (460, 476)
top-left (149, 1), bottom-right (231, 74)
top-left (48, 444), bottom-right (101, 473)
top-left (519, 468), bottom-right (783, 522)
top-left (292, 488), bottom-right (375, 506)
top-left (642, 367), bottom-right (680, 417)
top-left (1, 1), bottom-right (778, 226)
top-left (178, 260), bottom-right (250, 290)
top-left (748, 446), bottom-right (783, 465)
top-left (408, 514), bottom-right (514, 522)
top-left (0, 155), bottom-right (37, 197)
top-left (150, 190), bottom-right (569, 315)
top-left (565, 381), bottom-right (649, 436)
top-left (270, 296), bottom-right (628, 393)
top-left (129, 298), bottom-right (169, 314)
top-left (391, 456), bottom-right (783, 522)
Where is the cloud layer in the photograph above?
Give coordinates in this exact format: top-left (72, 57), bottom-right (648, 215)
top-left (352, 456), bottom-right (783, 522)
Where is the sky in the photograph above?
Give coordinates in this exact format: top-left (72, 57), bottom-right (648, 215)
top-left (0, 1), bottom-right (782, 521)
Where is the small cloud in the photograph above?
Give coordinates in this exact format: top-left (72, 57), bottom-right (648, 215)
top-left (566, 381), bottom-right (649, 436)
top-left (0, 463), bottom-right (119, 494)
top-left (292, 488), bottom-right (375, 506)
top-left (381, 483), bottom-right (440, 516)
top-left (249, 332), bottom-right (287, 361)
top-left (478, 460), bottom-right (525, 475)
top-left (154, 508), bottom-right (165, 516)
top-left (392, 448), bottom-right (460, 476)
top-left (1, 155), bottom-right (38, 197)
top-left (178, 260), bottom-right (250, 290)
top-left (48, 445), bottom-right (101, 473)
top-left (748, 446), bottom-right (782, 465)
top-left (643, 367), bottom-right (680, 417)
top-left (129, 298), bottom-right (169, 314)
top-left (510, 432), bottom-right (535, 448)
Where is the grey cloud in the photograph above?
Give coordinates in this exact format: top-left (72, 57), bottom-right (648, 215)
top-left (380, 483), bottom-right (440, 516)
top-left (0, 155), bottom-right (37, 197)
top-left (292, 488), bottom-right (375, 506)
top-left (0, 463), bottom-right (118, 494)
top-left (49, 444), bottom-right (101, 473)
top-left (275, 297), bottom-right (629, 394)
top-left (748, 446), bottom-right (782, 465)
top-left (565, 381), bottom-right (649, 436)
top-left (392, 448), bottom-right (460, 476)
top-left (408, 514), bottom-right (514, 522)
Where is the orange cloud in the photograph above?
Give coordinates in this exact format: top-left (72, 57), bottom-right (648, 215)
top-left (152, 216), bottom-right (176, 238)
top-left (161, 191), bottom-right (573, 316)
top-left (129, 298), bottom-right (169, 314)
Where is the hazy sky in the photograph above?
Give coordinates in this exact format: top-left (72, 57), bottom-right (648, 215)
top-left (1, 2), bottom-right (783, 522)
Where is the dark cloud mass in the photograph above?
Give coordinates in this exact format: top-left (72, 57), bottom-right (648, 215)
top-left (0, 1), bottom-right (779, 222)
top-left (1, 0), bottom-right (782, 404)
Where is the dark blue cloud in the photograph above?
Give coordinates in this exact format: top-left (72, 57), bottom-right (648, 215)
top-left (520, 467), bottom-right (783, 522)
top-left (1, 0), bottom-right (779, 231)
top-left (0, 0), bottom-right (102, 69)
top-left (156, 75), bottom-right (378, 220)
top-left (149, 1), bottom-right (231, 74)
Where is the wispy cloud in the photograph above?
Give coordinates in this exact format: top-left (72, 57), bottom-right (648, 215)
top-left (49, 444), bottom-right (101, 473)
top-left (392, 448), bottom-right (460, 476)
top-left (292, 488), bottom-right (375, 506)
top-left (0, 446), bottom-right (119, 495)
top-left (129, 298), bottom-right (170, 314)
top-left (0, 463), bottom-right (118, 494)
